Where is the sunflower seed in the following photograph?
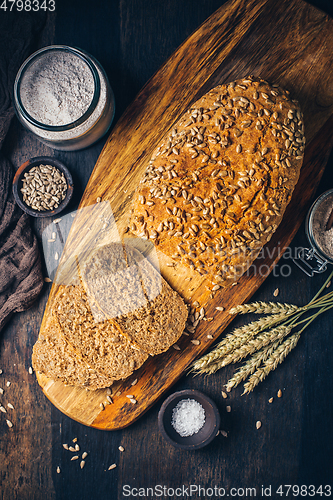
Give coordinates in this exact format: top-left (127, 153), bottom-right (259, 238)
top-left (80, 460), bottom-right (85, 469)
top-left (63, 444), bottom-right (69, 450)
top-left (108, 464), bottom-right (117, 470)
top-left (82, 452), bottom-right (88, 459)
top-left (57, 466), bottom-right (61, 473)
top-left (7, 403), bottom-right (14, 410)
top-left (256, 421), bottom-right (262, 429)
top-left (118, 446), bottom-right (125, 452)
top-left (221, 391), bottom-right (228, 399)
top-left (277, 389), bottom-right (283, 398)
top-left (71, 456), bottom-right (79, 461)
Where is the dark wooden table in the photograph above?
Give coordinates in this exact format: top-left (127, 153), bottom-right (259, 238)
top-left (1, 1), bottom-right (333, 499)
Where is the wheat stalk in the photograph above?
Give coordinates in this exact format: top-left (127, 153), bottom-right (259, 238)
top-left (242, 331), bottom-right (301, 394)
top-left (230, 301), bottom-right (299, 316)
top-left (190, 270), bottom-right (333, 393)
top-left (224, 338), bottom-right (282, 392)
top-left (190, 312), bottom-right (287, 373)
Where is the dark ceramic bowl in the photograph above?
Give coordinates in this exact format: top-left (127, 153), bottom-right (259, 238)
top-left (158, 389), bottom-right (220, 450)
top-left (12, 156), bottom-right (73, 218)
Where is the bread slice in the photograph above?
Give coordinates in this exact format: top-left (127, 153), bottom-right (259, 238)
top-left (129, 76), bottom-right (305, 286)
top-left (33, 243), bottom-right (187, 389)
top-left (53, 284), bottom-right (149, 380)
top-left (32, 315), bottom-right (115, 390)
top-left (79, 243), bottom-right (188, 355)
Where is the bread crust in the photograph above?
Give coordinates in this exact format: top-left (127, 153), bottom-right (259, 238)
top-left (129, 76), bottom-right (305, 285)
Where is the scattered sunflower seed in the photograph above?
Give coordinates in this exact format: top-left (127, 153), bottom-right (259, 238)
top-left (75, 444), bottom-right (80, 451)
top-left (106, 388), bottom-right (112, 395)
top-left (216, 306), bottom-right (224, 311)
top-left (57, 466), bottom-right (61, 474)
top-left (273, 288), bottom-right (279, 297)
top-left (207, 335), bottom-right (213, 339)
top-left (44, 277), bottom-right (52, 283)
top-left (28, 367), bottom-right (33, 374)
top-left (130, 398), bottom-right (137, 404)
top-left (63, 444), bottom-right (69, 450)
top-left (268, 397), bottom-right (274, 403)
top-left (6, 381), bottom-right (10, 387)
top-left (0, 388), bottom-right (3, 395)
top-left (72, 438), bottom-right (78, 443)
top-left (80, 460), bottom-right (85, 469)
top-left (108, 464), bottom-right (117, 470)
top-left (6, 419), bottom-right (13, 428)
top-left (69, 446), bottom-right (76, 452)
top-left (7, 403), bottom-right (14, 410)
top-left (54, 252), bottom-right (59, 261)
top-left (221, 391), bottom-right (228, 399)
top-left (256, 421), bottom-right (262, 429)
top-left (96, 197), bottom-right (102, 203)
top-left (106, 395), bottom-right (113, 404)
top-left (82, 452), bottom-right (88, 460)
top-left (118, 446), bottom-right (124, 452)
top-left (226, 406), bottom-right (232, 413)
top-left (220, 430), bottom-right (228, 437)
top-left (126, 395), bottom-right (134, 399)
top-left (191, 339), bottom-right (200, 345)
top-left (0, 406), bottom-right (6, 413)
top-left (173, 344), bottom-right (181, 351)
top-left (277, 389), bottom-right (283, 398)
top-left (131, 379), bottom-right (138, 386)
top-left (71, 456), bottom-right (79, 461)
top-left (53, 218), bottom-right (62, 224)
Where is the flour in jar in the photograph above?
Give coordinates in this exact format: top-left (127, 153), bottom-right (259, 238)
top-left (20, 50), bottom-right (95, 126)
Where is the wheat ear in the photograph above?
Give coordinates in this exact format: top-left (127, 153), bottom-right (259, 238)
top-left (242, 331), bottom-right (301, 394)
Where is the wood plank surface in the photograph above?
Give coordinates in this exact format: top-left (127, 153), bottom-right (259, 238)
top-left (36, 0), bottom-right (333, 430)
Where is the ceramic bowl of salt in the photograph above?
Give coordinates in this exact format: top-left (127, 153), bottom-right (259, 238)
top-left (158, 389), bottom-right (220, 450)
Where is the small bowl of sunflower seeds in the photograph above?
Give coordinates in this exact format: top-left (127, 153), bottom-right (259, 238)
top-left (12, 156), bottom-right (73, 217)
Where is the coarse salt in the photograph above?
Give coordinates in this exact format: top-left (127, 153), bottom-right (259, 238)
top-left (171, 399), bottom-right (205, 437)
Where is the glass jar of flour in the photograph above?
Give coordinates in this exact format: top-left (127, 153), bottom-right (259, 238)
top-left (13, 45), bottom-right (115, 151)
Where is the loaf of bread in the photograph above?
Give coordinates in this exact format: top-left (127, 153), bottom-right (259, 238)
top-left (32, 243), bottom-right (187, 390)
top-left (129, 76), bottom-right (305, 285)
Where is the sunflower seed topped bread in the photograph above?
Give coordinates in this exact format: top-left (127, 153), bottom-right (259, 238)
top-left (32, 243), bottom-right (187, 390)
top-left (129, 76), bottom-right (305, 285)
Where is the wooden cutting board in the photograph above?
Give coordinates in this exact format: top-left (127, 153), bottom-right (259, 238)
top-left (36, 0), bottom-right (333, 429)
